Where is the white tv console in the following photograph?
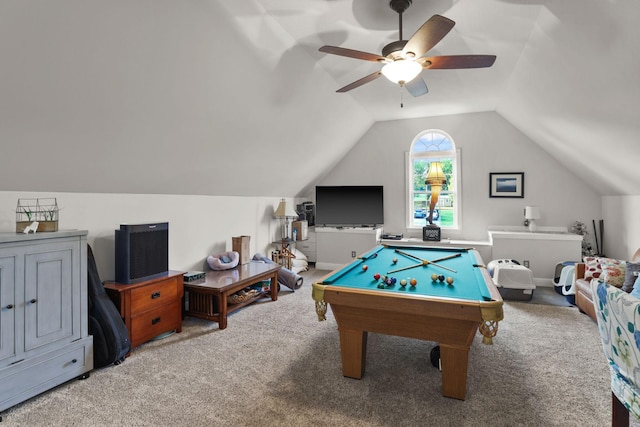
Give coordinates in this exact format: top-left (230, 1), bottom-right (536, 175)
top-left (315, 227), bottom-right (382, 270)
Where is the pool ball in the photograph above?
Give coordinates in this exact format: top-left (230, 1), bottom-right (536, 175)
top-left (438, 275), bottom-right (445, 283)
top-left (377, 283), bottom-right (386, 289)
top-left (362, 265), bottom-right (368, 271)
top-left (400, 279), bottom-right (407, 287)
top-left (373, 273), bottom-right (381, 280)
top-left (381, 275), bottom-right (387, 281)
top-left (410, 278), bottom-right (417, 287)
top-left (385, 278), bottom-right (393, 286)
top-left (390, 277), bottom-right (397, 284)
top-left (392, 258), bottom-right (398, 264)
top-left (431, 274), bottom-right (438, 282)
top-left (446, 276), bottom-right (454, 285)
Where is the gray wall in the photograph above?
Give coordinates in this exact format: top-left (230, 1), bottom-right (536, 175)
top-left (317, 111), bottom-right (602, 243)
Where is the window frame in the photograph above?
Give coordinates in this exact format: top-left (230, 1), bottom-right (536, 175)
top-left (405, 130), bottom-right (460, 231)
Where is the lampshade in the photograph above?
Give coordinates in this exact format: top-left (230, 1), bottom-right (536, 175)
top-left (525, 206), bottom-right (540, 220)
top-left (425, 162), bottom-right (446, 185)
top-left (274, 199), bottom-right (298, 219)
top-left (380, 59), bottom-right (422, 85)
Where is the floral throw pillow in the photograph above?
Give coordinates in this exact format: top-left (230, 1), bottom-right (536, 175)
top-left (583, 256), bottom-right (603, 281)
top-left (600, 258), bottom-right (626, 288)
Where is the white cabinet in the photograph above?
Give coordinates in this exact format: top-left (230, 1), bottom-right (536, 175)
top-left (315, 227), bottom-right (382, 270)
top-left (488, 227), bottom-right (582, 285)
top-left (0, 231), bottom-right (93, 412)
top-left (297, 229), bottom-right (316, 263)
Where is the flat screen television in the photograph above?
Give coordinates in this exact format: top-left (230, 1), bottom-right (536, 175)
top-left (115, 222), bottom-right (169, 284)
top-left (315, 185), bottom-right (384, 227)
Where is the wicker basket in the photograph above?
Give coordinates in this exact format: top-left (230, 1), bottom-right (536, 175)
top-left (228, 289), bottom-right (260, 305)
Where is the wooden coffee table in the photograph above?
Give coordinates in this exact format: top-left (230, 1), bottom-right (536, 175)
top-left (183, 262), bottom-right (281, 329)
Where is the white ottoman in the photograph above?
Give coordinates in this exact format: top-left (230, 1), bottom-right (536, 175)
top-left (493, 264), bottom-right (536, 301)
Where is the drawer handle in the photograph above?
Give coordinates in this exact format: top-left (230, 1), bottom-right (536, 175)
top-left (71, 358), bottom-right (78, 364)
top-left (5, 304), bottom-right (13, 309)
top-left (151, 292), bottom-right (161, 299)
top-left (29, 298), bottom-right (37, 304)
top-left (151, 317), bottom-right (161, 325)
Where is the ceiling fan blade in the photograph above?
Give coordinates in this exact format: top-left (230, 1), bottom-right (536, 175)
top-left (402, 15), bottom-right (455, 59)
top-left (319, 45), bottom-right (387, 62)
top-left (336, 71), bottom-right (382, 93)
top-left (404, 77), bottom-right (428, 97)
top-left (419, 55), bottom-right (497, 69)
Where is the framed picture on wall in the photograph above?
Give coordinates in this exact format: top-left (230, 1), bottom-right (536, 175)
top-left (489, 172), bottom-right (524, 198)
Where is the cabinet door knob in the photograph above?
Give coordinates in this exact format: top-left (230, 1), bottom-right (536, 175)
top-left (29, 298), bottom-right (37, 304)
top-left (151, 317), bottom-right (161, 325)
top-left (5, 304), bottom-right (13, 309)
top-left (71, 358), bottom-right (78, 364)
top-left (151, 292), bottom-right (161, 299)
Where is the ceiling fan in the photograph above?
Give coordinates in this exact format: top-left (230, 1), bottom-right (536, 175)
top-left (319, 0), bottom-right (496, 97)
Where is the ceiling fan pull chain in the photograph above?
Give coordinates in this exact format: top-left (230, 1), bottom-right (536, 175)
top-left (400, 85), bottom-right (404, 108)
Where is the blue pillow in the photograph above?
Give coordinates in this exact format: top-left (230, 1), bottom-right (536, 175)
top-left (630, 275), bottom-right (640, 299)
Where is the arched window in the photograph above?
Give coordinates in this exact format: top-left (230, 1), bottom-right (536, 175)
top-left (407, 130), bottom-right (459, 230)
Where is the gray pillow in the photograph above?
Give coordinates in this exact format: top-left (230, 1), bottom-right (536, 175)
top-left (623, 261), bottom-right (640, 292)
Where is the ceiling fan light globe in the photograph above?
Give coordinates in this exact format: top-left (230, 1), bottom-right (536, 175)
top-left (381, 60), bottom-right (422, 85)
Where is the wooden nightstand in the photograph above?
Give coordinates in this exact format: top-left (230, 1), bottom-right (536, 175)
top-left (104, 271), bottom-right (184, 351)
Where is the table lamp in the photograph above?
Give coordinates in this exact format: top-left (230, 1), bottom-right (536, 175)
top-left (274, 199), bottom-right (298, 241)
top-left (524, 206), bottom-right (540, 232)
top-left (425, 161), bottom-right (447, 225)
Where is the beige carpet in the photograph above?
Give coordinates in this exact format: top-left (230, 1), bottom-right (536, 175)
top-left (0, 267), bottom-right (624, 426)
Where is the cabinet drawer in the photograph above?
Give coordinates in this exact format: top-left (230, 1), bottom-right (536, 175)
top-left (130, 278), bottom-right (179, 313)
top-left (0, 339), bottom-right (91, 411)
top-left (130, 301), bottom-right (181, 346)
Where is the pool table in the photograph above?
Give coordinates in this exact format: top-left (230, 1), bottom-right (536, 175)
top-left (311, 244), bottom-right (503, 400)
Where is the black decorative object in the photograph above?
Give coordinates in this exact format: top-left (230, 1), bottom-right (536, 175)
top-left (423, 225), bottom-right (441, 241)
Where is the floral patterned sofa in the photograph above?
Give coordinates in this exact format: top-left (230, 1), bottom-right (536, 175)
top-left (592, 280), bottom-right (640, 424)
top-left (574, 249), bottom-right (640, 321)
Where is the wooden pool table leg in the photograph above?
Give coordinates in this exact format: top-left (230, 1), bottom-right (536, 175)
top-left (339, 328), bottom-right (368, 379)
top-left (439, 344), bottom-right (469, 400)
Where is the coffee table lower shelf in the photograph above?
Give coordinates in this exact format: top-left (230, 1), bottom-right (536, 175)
top-left (185, 290), bottom-right (270, 321)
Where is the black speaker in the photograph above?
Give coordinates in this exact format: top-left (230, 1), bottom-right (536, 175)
top-left (303, 202), bottom-right (315, 226)
top-left (115, 222), bottom-right (169, 284)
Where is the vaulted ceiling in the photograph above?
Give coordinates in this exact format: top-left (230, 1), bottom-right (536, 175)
top-left (1, 0), bottom-right (638, 197)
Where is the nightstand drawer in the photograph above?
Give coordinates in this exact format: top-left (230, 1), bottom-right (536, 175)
top-left (130, 277), bottom-right (180, 313)
top-left (130, 300), bottom-right (181, 345)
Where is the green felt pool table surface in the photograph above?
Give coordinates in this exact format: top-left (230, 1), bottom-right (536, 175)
top-left (320, 245), bottom-right (492, 301)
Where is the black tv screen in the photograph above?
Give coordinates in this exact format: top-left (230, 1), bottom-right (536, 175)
top-left (315, 186), bottom-right (384, 227)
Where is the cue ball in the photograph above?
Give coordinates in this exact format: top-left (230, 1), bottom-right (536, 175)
top-left (374, 273), bottom-right (381, 280)
top-left (362, 265), bottom-right (368, 271)
top-left (410, 278), bottom-right (417, 287)
top-left (438, 275), bottom-right (445, 282)
top-left (400, 279), bottom-right (407, 286)
top-left (446, 277), bottom-right (454, 285)
top-left (431, 274), bottom-right (438, 281)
